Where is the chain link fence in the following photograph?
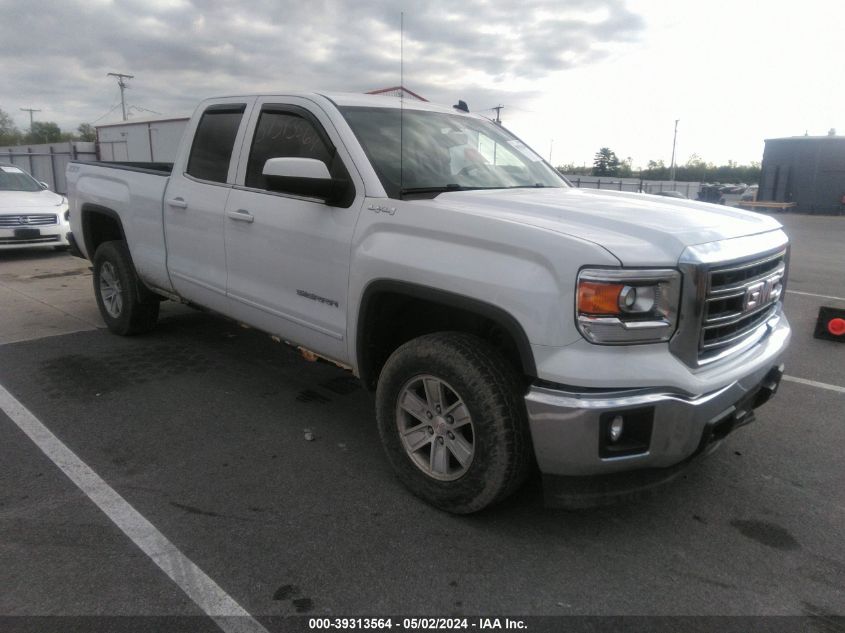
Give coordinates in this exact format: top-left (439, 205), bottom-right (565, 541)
top-left (562, 176), bottom-right (702, 198)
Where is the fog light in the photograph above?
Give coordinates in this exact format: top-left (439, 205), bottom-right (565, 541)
top-left (609, 415), bottom-right (624, 442)
top-left (600, 407), bottom-right (653, 458)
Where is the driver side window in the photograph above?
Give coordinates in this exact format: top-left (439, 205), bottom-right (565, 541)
top-left (244, 110), bottom-right (334, 190)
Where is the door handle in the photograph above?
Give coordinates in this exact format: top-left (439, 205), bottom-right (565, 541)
top-left (227, 209), bottom-right (254, 223)
top-left (166, 197), bottom-right (188, 209)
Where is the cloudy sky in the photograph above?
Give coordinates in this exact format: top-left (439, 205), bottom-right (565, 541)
top-left (1, 0), bottom-right (842, 167)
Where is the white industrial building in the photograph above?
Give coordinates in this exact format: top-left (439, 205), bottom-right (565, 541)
top-left (96, 116), bottom-right (189, 163)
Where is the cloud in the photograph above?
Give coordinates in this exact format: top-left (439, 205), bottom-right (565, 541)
top-left (0, 0), bottom-right (645, 130)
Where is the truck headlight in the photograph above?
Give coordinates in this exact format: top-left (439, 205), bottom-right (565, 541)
top-left (576, 268), bottom-right (681, 344)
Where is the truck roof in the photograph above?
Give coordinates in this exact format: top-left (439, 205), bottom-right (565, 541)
top-left (318, 92), bottom-right (463, 114)
top-left (199, 92), bottom-right (470, 116)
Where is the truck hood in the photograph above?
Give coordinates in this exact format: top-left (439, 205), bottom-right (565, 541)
top-left (430, 187), bottom-right (782, 265)
top-left (0, 189), bottom-right (64, 210)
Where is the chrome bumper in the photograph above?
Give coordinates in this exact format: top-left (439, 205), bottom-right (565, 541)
top-left (526, 354), bottom-right (787, 480)
top-left (0, 224), bottom-right (68, 248)
top-left (527, 361), bottom-right (784, 508)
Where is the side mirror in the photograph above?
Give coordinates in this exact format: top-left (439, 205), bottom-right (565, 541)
top-left (39, 181), bottom-right (50, 190)
top-left (262, 157), bottom-right (345, 204)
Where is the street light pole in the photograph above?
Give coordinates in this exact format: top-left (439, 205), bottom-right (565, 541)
top-left (670, 119), bottom-right (680, 183)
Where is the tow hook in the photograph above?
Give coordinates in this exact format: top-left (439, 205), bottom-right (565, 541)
top-left (754, 364), bottom-right (784, 409)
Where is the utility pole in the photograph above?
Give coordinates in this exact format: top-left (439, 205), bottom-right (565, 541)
top-left (492, 104), bottom-right (504, 124)
top-left (107, 72), bottom-right (134, 121)
top-left (20, 107), bottom-right (41, 133)
top-left (549, 139), bottom-right (553, 163)
top-left (670, 118), bottom-right (680, 183)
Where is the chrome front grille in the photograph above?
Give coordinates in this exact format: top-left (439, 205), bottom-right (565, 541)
top-left (699, 250), bottom-right (786, 362)
top-left (670, 230), bottom-right (790, 368)
top-left (0, 214), bottom-right (58, 227)
top-left (0, 235), bottom-right (60, 245)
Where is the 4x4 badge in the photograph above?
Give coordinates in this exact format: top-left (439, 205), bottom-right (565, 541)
top-left (368, 204), bottom-right (396, 216)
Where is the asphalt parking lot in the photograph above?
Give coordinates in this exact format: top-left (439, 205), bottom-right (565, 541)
top-left (1, 212), bottom-right (843, 631)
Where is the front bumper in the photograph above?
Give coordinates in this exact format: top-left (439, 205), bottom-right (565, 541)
top-left (525, 322), bottom-right (789, 506)
top-left (0, 223), bottom-right (69, 249)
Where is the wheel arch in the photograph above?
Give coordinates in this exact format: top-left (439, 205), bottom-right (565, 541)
top-left (356, 279), bottom-right (537, 390)
top-left (80, 204), bottom-right (126, 260)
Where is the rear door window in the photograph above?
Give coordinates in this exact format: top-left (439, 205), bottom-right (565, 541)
top-left (186, 104), bottom-right (246, 183)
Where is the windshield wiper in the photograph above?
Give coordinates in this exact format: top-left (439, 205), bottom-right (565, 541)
top-left (399, 184), bottom-right (554, 198)
top-left (399, 184), bottom-right (468, 197)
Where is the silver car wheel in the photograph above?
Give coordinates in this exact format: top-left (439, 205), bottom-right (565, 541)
top-left (99, 261), bottom-right (123, 318)
top-left (396, 374), bottom-right (475, 481)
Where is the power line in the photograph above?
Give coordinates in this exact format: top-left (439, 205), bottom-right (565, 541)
top-left (491, 104), bottom-right (504, 124)
top-left (128, 105), bottom-right (162, 116)
top-left (91, 84), bottom-right (126, 124)
top-left (92, 102), bottom-right (123, 124)
top-left (107, 72), bottom-right (134, 121)
top-left (19, 107), bottom-right (41, 132)
top-left (480, 105), bottom-right (506, 123)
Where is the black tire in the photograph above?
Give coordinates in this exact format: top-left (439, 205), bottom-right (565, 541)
top-left (92, 240), bottom-right (159, 335)
top-left (375, 332), bottom-right (532, 514)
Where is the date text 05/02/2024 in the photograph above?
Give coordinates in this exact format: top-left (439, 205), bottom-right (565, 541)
top-left (308, 618), bottom-right (528, 630)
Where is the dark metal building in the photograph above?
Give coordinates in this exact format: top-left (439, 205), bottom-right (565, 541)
top-left (758, 135), bottom-right (845, 214)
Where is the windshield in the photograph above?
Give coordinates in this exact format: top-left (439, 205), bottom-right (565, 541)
top-left (340, 106), bottom-right (567, 198)
top-left (0, 165), bottom-right (42, 192)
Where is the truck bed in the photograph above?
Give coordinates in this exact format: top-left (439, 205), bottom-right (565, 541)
top-left (67, 159), bottom-right (174, 292)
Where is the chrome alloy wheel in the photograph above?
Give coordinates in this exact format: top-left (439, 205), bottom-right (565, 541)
top-left (99, 261), bottom-right (123, 318)
top-left (395, 375), bottom-right (475, 481)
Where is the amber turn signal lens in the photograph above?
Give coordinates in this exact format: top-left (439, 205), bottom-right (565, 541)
top-left (578, 281), bottom-right (624, 315)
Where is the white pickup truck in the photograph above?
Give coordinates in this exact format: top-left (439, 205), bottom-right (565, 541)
top-left (67, 93), bottom-right (790, 512)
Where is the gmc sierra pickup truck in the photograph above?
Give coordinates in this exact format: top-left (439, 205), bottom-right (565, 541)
top-left (67, 93), bottom-right (790, 513)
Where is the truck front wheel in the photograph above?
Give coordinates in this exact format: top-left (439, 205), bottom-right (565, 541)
top-left (375, 332), bottom-right (531, 513)
top-left (93, 240), bottom-right (159, 335)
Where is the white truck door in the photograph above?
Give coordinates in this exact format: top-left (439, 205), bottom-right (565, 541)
top-left (162, 100), bottom-right (252, 312)
top-left (223, 100), bottom-right (363, 362)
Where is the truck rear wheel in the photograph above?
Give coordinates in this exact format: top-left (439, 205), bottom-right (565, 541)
top-left (375, 332), bottom-right (531, 513)
top-left (93, 240), bottom-right (159, 335)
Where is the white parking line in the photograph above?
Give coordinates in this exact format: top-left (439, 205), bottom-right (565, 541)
top-left (0, 382), bottom-right (269, 633)
top-left (786, 289), bottom-right (845, 302)
top-left (783, 375), bottom-right (845, 394)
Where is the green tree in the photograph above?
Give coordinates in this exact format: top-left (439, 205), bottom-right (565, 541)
top-left (592, 147), bottom-right (620, 176)
top-left (640, 156), bottom-right (760, 184)
top-left (683, 154), bottom-right (709, 182)
top-left (618, 156), bottom-right (634, 178)
top-left (643, 159), bottom-right (669, 180)
top-left (27, 121), bottom-right (62, 144)
top-left (77, 123), bottom-right (96, 142)
top-left (556, 162), bottom-right (592, 176)
top-left (0, 108), bottom-right (22, 145)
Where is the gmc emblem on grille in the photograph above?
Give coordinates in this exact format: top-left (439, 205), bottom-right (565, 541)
top-left (743, 273), bottom-right (783, 313)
